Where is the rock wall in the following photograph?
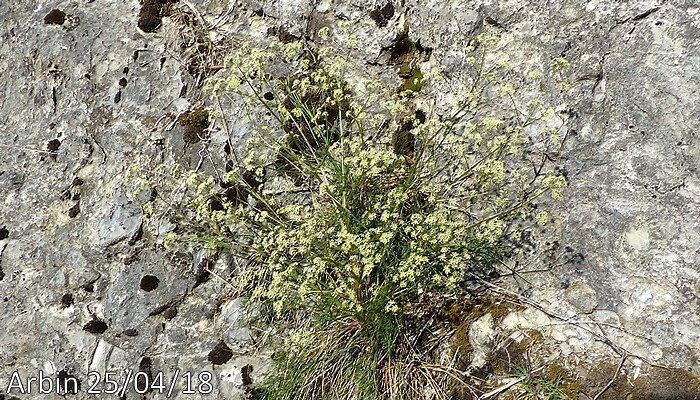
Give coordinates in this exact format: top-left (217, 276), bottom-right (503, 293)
top-left (0, 0), bottom-right (697, 399)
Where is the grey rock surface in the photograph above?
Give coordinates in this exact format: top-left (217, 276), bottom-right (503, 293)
top-left (0, 0), bottom-right (698, 398)
top-left (98, 192), bottom-right (143, 246)
top-left (467, 313), bottom-right (495, 371)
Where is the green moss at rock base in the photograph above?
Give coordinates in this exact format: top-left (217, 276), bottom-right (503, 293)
top-left (544, 363), bottom-right (581, 399)
top-left (438, 295), bottom-right (524, 329)
top-left (437, 296), bottom-right (525, 372)
top-left (582, 364), bottom-right (700, 400)
top-left (492, 329), bottom-right (544, 376)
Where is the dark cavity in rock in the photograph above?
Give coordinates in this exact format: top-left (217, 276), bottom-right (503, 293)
top-left (138, 1), bottom-right (162, 33)
top-left (122, 328), bottom-right (139, 337)
top-left (83, 317), bottom-right (108, 334)
top-left (161, 306), bottom-right (178, 320)
top-left (68, 203), bottom-right (80, 218)
top-left (269, 26), bottom-right (299, 44)
top-left (140, 275), bottom-right (160, 292)
top-left (44, 9), bottom-right (66, 25)
top-left (137, 357), bottom-right (153, 393)
top-left (47, 138), bottom-right (61, 152)
top-left (369, 3), bottom-right (395, 27)
top-left (193, 259), bottom-right (211, 289)
top-left (56, 370), bottom-right (81, 394)
top-left (61, 293), bottom-right (74, 307)
top-left (138, 0), bottom-right (173, 33)
top-left (208, 341), bottom-right (233, 365)
top-left (0, 227), bottom-right (8, 240)
top-left (241, 364), bottom-right (254, 386)
top-left (149, 303), bottom-right (171, 316)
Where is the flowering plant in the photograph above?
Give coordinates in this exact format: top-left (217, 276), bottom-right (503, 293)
top-left (144, 32), bottom-right (569, 399)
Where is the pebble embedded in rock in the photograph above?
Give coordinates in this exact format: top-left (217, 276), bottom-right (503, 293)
top-left (565, 281), bottom-right (599, 314)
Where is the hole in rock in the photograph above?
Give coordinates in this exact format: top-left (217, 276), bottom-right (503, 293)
top-left (61, 293), bottom-right (74, 307)
top-left (44, 9), bottom-right (66, 25)
top-left (83, 317), bottom-right (108, 334)
top-left (140, 275), bottom-right (160, 292)
top-left (207, 341), bottom-right (233, 365)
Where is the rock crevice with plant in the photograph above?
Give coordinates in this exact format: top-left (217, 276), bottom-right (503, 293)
top-left (139, 29), bottom-right (571, 399)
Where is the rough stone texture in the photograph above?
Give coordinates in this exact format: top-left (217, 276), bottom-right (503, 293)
top-left (0, 0), bottom-right (698, 398)
top-left (467, 313), bottom-right (495, 371)
top-left (479, 0), bottom-right (700, 373)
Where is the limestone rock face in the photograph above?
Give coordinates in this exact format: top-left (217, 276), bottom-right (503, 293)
top-left (0, 0), bottom-right (697, 398)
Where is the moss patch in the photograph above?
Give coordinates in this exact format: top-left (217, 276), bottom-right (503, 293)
top-left (178, 108), bottom-right (210, 144)
top-left (492, 329), bottom-right (544, 375)
top-left (437, 296), bottom-right (524, 370)
top-left (398, 67), bottom-right (424, 93)
top-left (582, 364), bottom-right (700, 400)
top-left (544, 363), bottom-right (581, 399)
top-left (384, 33), bottom-right (430, 94)
top-left (438, 295), bottom-right (522, 328)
